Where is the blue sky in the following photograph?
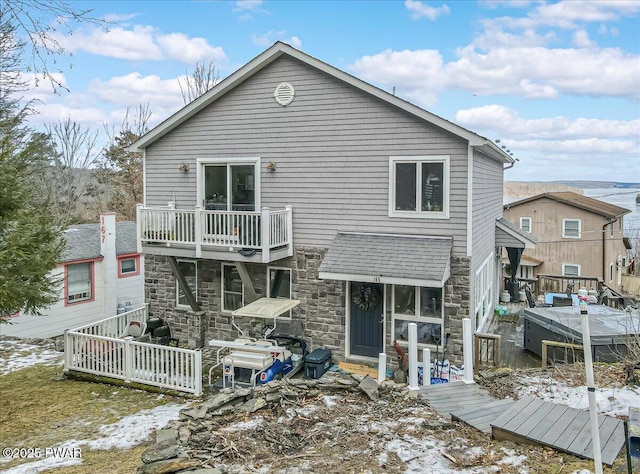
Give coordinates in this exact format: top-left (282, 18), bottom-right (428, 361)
top-left (21, 0), bottom-right (640, 182)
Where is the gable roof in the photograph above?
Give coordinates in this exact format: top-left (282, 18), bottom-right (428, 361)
top-left (61, 222), bottom-right (138, 263)
top-left (496, 217), bottom-right (537, 249)
top-left (130, 42), bottom-right (513, 165)
top-left (504, 192), bottom-right (630, 219)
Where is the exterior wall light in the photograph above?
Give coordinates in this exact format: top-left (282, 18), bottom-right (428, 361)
top-left (178, 163), bottom-right (189, 172)
top-left (266, 162), bottom-right (276, 172)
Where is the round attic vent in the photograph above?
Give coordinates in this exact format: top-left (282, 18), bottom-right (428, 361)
top-left (274, 82), bottom-right (295, 106)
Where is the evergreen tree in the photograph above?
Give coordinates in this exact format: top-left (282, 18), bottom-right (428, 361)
top-left (0, 95), bottom-right (63, 320)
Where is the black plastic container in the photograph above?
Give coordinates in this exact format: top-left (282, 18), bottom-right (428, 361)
top-left (304, 348), bottom-right (332, 379)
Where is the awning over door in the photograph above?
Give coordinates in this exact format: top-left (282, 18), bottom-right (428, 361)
top-left (318, 232), bottom-right (452, 287)
top-left (232, 297), bottom-right (300, 319)
top-left (495, 217), bottom-right (537, 249)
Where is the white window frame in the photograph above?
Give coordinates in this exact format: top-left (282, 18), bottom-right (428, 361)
top-left (196, 157), bottom-right (261, 210)
top-left (562, 263), bottom-right (581, 277)
top-left (66, 261), bottom-right (93, 305)
top-left (517, 265), bottom-right (533, 280)
top-left (562, 219), bottom-right (581, 239)
top-left (221, 263), bottom-right (244, 313)
top-left (267, 266), bottom-right (292, 318)
top-left (388, 156), bottom-right (450, 219)
top-left (520, 217), bottom-right (532, 233)
top-left (391, 284), bottom-right (444, 348)
top-left (176, 259), bottom-right (198, 309)
top-left (610, 223), bottom-right (614, 238)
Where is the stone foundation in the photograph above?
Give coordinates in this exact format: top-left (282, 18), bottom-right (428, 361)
top-left (144, 251), bottom-right (471, 365)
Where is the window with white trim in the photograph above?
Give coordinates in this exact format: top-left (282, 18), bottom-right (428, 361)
top-left (562, 263), bottom-right (581, 277)
top-left (118, 255), bottom-right (140, 278)
top-left (562, 219), bottom-right (581, 238)
top-left (520, 217), bottom-right (532, 233)
top-left (66, 262), bottom-right (93, 304)
top-left (610, 223), bottom-right (614, 238)
top-left (176, 260), bottom-right (197, 307)
top-left (267, 267), bottom-right (292, 318)
top-left (389, 156), bottom-right (449, 218)
top-left (222, 263), bottom-right (244, 312)
top-left (392, 285), bottom-right (443, 346)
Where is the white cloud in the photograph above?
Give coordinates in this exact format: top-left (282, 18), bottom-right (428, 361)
top-left (156, 33), bottom-right (226, 64)
top-left (405, 0), bottom-right (451, 20)
top-left (53, 25), bottom-right (226, 64)
top-left (87, 73), bottom-right (183, 110)
top-left (236, 0), bottom-right (263, 10)
top-left (572, 29), bottom-right (595, 47)
top-left (103, 13), bottom-right (140, 23)
top-left (252, 30), bottom-right (301, 49)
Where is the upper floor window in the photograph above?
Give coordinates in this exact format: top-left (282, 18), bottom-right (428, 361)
top-left (389, 156), bottom-right (449, 219)
top-left (118, 255), bottom-right (140, 278)
top-left (562, 219), bottom-right (581, 239)
top-left (222, 263), bottom-right (244, 312)
top-left (198, 158), bottom-right (260, 212)
top-left (562, 263), bottom-right (580, 277)
top-left (520, 217), bottom-right (532, 233)
top-left (610, 223), bottom-right (615, 238)
top-left (609, 263), bottom-right (614, 282)
top-left (176, 260), bottom-right (197, 308)
top-left (66, 262), bottom-right (93, 305)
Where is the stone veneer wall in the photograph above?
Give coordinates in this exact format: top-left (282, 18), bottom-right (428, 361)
top-left (144, 248), bottom-right (347, 357)
top-left (144, 252), bottom-right (470, 365)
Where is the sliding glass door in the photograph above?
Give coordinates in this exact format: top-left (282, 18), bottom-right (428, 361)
top-left (203, 164), bottom-right (255, 212)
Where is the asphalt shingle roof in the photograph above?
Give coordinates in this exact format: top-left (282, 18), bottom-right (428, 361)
top-left (504, 192), bottom-right (630, 219)
top-left (318, 232), bottom-right (452, 285)
top-left (61, 221), bottom-right (137, 262)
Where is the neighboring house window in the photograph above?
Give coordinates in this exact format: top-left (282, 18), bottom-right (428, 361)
top-left (389, 156), bottom-right (449, 218)
top-left (562, 263), bottom-right (581, 277)
top-left (392, 285), bottom-right (443, 346)
top-left (222, 263), bottom-right (244, 312)
top-left (66, 262), bottom-right (93, 304)
top-left (118, 255), bottom-right (140, 278)
top-left (619, 218), bottom-right (623, 231)
top-left (517, 265), bottom-right (533, 280)
top-left (520, 217), bottom-right (532, 233)
top-left (176, 260), bottom-right (197, 307)
top-left (267, 267), bottom-right (292, 318)
top-left (610, 223), bottom-right (614, 238)
top-left (562, 219), bottom-right (581, 238)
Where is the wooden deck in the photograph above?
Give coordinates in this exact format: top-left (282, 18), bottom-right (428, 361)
top-left (419, 383), bottom-right (625, 466)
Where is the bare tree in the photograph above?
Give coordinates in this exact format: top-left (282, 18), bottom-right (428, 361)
top-left (178, 59), bottom-right (219, 105)
top-left (99, 103), bottom-right (152, 220)
top-left (2, 0), bottom-right (105, 92)
top-left (44, 116), bottom-right (101, 225)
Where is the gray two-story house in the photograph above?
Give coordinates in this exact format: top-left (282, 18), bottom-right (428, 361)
top-left (131, 42), bottom-right (532, 366)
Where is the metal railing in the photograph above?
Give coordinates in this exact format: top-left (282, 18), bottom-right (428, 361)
top-left (64, 305), bottom-right (202, 396)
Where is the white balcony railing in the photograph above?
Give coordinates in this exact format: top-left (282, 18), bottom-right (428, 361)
top-left (64, 305), bottom-right (203, 396)
top-left (136, 203), bottom-right (293, 262)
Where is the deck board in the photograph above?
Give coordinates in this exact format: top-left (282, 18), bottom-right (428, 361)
top-left (420, 381), bottom-right (624, 466)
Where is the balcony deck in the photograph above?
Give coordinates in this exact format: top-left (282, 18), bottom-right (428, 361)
top-left (137, 204), bottom-right (293, 263)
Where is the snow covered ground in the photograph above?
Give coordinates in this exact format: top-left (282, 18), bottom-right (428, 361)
top-left (1, 337), bottom-right (638, 473)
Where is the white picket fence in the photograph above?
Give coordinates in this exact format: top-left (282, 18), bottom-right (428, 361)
top-left (64, 305), bottom-right (203, 396)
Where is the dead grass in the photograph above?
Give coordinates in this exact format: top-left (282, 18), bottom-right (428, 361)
top-left (0, 363), bottom-right (179, 472)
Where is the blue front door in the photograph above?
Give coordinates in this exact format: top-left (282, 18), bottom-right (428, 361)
top-left (349, 282), bottom-right (384, 358)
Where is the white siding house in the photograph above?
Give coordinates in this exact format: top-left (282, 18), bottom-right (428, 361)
top-left (1, 213), bottom-right (144, 338)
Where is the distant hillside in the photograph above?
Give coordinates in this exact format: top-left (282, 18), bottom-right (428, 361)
top-left (551, 180), bottom-right (640, 189)
top-left (504, 181), bottom-right (583, 198)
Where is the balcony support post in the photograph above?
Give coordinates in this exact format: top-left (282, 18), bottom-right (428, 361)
top-left (194, 205), bottom-right (203, 258)
top-left (286, 205), bottom-right (293, 257)
top-left (261, 207), bottom-right (270, 263)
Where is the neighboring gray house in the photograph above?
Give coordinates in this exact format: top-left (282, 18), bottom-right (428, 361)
top-left (130, 42), bottom-right (532, 365)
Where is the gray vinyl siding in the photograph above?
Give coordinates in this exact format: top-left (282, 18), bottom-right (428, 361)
top-left (471, 151), bottom-right (504, 274)
top-left (145, 55), bottom-right (473, 255)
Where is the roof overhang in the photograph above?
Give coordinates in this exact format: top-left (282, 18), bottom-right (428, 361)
top-left (232, 297), bottom-right (300, 319)
top-left (128, 42), bottom-right (513, 165)
top-left (496, 217), bottom-right (537, 250)
top-left (318, 232), bottom-right (452, 288)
